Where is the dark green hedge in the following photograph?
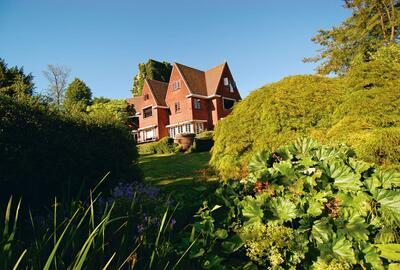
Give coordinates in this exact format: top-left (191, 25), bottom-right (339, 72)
top-left (0, 95), bottom-right (141, 205)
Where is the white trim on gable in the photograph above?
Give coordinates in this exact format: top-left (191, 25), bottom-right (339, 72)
top-left (186, 94), bottom-right (221, 99)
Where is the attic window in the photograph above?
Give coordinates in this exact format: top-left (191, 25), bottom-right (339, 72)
top-left (144, 94), bottom-right (149, 101)
top-left (172, 80), bottom-right (181, 90)
top-left (223, 77), bottom-right (229, 86)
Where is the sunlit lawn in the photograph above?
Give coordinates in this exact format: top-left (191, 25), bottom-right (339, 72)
top-left (139, 152), bottom-right (218, 220)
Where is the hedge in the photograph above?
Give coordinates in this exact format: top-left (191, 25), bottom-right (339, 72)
top-left (0, 95), bottom-right (141, 205)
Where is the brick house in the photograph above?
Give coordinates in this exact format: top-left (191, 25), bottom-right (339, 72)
top-left (128, 61), bottom-right (241, 143)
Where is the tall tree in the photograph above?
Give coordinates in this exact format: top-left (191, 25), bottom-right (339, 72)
top-left (305, 0), bottom-right (400, 75)
top-left (43, 64), bottom-right (70, 108)
top-left (131, 59), bottom-right (172, 96)
top-left (0, 58), bottom-right (34, 98)
top-left (64, 78), bottom-right (92, 112)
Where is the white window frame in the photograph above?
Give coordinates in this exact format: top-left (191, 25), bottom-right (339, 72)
top-left (223, 77), bottom-right (229, 86)
top-left (172, 80), bottom-right (181, 91)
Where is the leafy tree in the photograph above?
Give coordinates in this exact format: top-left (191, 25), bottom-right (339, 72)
top-left (86, 98), bottom-right (133, 126)
top-left (305, 0), bottom-right (400, 75)
top-left (64, 78), bottom-right (92, 112)
top-left (0, 58), bottom-right (34, 98)
top-left (43, 64), bottom-right (70, 108)
top-left (131, 59), bottom-right (172, 96)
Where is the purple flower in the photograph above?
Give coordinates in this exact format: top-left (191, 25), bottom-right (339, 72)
top-left (137, 224), bottom-right (145, 234)
top-left (171, 218), bottom-right (176, 226)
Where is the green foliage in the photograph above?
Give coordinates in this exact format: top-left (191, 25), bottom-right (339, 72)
top-left (304, 0), bottom-right (400, 75)
top-left (131, 59), bottom-right (172, 96)
top-left (138, 137), bottom-right (180, 155)
top-left (0, 94), bottom-right (140, 205)
top-left (0, 58), bottom-right (34, 98)
top-left (212, 45), bottom-right (400, 179)
top-left (188, 139), bottom-right (400, 269)
top-left (86, 98), bottom-right (133, 127)
top-left (0, 180), bottom-right (183, 269)
top-left (188, 131), bottom-right (215, 153)
top-left (211, 75), bottom-right (346, 179)
top-left (64, 78), bottom-right (92, 112)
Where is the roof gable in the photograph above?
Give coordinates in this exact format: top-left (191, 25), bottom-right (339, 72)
top-left (146, 79), bottom-right (168, 106)
top-left (174, 62), bottom-right (228, 97)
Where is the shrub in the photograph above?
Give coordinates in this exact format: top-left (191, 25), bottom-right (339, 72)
top-left (188, 131), bottom-right (214, 153)
top-left (0, 94), bottom-right (141, 205)
top-left (211, 75), bottom-right (345, 179)
top-left (184, 138), bottom-right (400, 269)
top-left (211, 57), bottom-right (400, 179)
top-left (138, 137), bottom-right (179, 155)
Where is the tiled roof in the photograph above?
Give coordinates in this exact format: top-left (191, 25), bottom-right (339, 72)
top-left (175, 62), bottom-right (227, 96)
top-left (205, 63), bottom-right (225, 96)
top-left (146, 79), bottom-right (168, 106)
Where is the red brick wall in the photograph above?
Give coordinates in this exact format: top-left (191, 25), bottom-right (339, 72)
top-left (156, 108), bottom-right (169, 138)
top-left (138, 83), bottom-right (159, 130)
top-left (191, 97), bottom-right (209, 122)
top-left (165, 65), bottom-right (193, 124)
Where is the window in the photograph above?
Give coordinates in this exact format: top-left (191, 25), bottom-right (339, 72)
top-left (223, 98), bottom-right (235, 110)
top-left (194, 99), bottom-right (201, 109)
top-left (229, 84), bottom-right (234, 93)
top-left (174, 102), bottom-right (181, 113)
top-left (144, 94), bottom-right (149, 101)
top-left (223, 77), bottom-right (229, 86)
top-left (178, 125), bottom-right (183, 133)
top-left (143, 107), bottom-right (152, 118)
top-left (172, 80), bottom-right (181, 90)
top-left (194, 123), bottom-right (204, 134)
top-left (185, 123), bottom-right (192, 133)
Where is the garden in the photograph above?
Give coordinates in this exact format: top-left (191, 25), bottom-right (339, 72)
top-left (1, 1), bottom-right (400, 268)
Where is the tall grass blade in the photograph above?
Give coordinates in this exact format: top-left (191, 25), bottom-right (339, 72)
top-left (43, 208), bottom-right (80, 270)
top-left (149, 207), bottom-right (169, 269)
top-left (102, 252), bottom-right (116, 270)
top-left (12, 249), bottom-right (27, 270)
top-left (171, 237), bottom-right (198, 270)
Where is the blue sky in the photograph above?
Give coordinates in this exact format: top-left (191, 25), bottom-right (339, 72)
top-left (0, 0), bottom-right (349, 99)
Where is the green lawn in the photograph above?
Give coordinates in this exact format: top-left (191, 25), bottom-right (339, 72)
top-left (139, 152), bottom-right (218, 220)
top-left (139, 152), bottom-right (217, 186)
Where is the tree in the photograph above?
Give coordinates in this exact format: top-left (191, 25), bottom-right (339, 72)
top-left (64, 78), bottom-right (92, 112)
top-left (0, 58), bottom-right (34, 98)
top-left (131, 59), bottom-right (172, 96)
top-left (304, 0), bottom-right (400, 75)
top-left (43, 64), bottom-right (70, 108)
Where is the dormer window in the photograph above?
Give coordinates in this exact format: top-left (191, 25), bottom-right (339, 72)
top-left (223, 77), bottom-right (229, 86)
top-left (144, 94), bottom-right (149, 101)
top-left (172, 80), bottom-right (181, 90)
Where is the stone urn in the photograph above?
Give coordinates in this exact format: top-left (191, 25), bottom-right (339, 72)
top-left (174, 133), bottom-right (196, 151)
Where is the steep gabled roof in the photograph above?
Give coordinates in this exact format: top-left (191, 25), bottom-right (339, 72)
top-left (174, 62), bottom-right (228, 97)
top-left (175, 63), bottom-right (208, 96)
top-left (146, 79), bottom-right (168, 106)
top-left (205, 63), bottom-right (226, 96)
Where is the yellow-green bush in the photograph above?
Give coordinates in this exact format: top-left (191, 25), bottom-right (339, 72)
top-left (138, 137), bottom-right (179, 155)
top-left (211, 75), bottom-right (346, 179)
top-left (211, 45), bottom-right (400, 179)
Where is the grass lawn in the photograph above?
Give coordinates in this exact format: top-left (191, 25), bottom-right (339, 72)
top-left (139, 151), bottom-right (217, 186)
top-left (139, 152), bottom-right (219, 222)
